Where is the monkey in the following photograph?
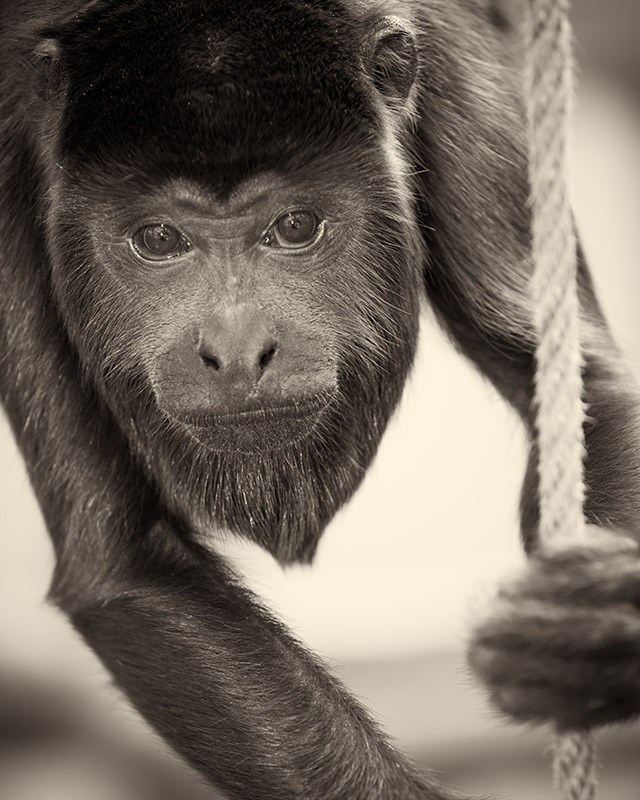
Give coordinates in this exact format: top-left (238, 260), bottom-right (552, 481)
top-left (1, 1), bottom-right (639, 798)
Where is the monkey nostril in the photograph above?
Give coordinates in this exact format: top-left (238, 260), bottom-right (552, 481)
top-left (200, 345), bottom-right (277, 375)
top-left (259, 345), bottom-right (277, 372)
top-left (201, 353), bottom-right (221, 371)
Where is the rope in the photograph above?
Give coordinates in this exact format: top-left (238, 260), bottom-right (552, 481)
top-left (553, 733), bottom-right (598, 800)
top-left (526, 2), bottom-right (597, 799)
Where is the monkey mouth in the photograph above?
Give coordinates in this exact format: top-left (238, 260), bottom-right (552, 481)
top-left (168, 391), bottom-right (336, 452)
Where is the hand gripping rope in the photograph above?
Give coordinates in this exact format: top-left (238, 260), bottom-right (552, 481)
top-left (470, 3), bottom-right (640, 799)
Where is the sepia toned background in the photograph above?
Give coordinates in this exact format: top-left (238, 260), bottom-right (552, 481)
top-left (1, 3), bottom-right (639, 798)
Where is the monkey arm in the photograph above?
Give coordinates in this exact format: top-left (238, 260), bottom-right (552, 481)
top-left (2, 349), bottom-right (468, 800)
top-left (411, 15), bottom-right (640, 727)
top-left (69, 534), bottom-right (472, 800)
top-left (419, 131), bottom-right (640, 721)
top-left (463, 249), bottom-right (640, 730)
top-left (0, 150), bottom-right (469, 800)
top-left (420, 153), bottom-right (640, 729)
top-left (4, 406), bottom-right (468, 799)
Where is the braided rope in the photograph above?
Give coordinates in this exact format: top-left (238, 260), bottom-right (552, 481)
top-left (553, 733), bottom-right (598, 800)
top-left (526, 2), bottom-right (597, 799)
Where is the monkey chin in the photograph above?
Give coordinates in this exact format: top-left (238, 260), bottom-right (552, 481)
top-left (166, 390), bottom-right (337, 454)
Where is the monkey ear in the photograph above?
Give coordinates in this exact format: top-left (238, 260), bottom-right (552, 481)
top-left (32, 39), bottom-right (65, 101)
top-left (363, 17), bottom-right (418, 103)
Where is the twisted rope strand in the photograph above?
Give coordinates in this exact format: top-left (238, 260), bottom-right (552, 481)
top-left (526, 2), bottom-right (597, 798)
top-left (553, 733), bottom-right (598, 800)
top-left (528, 0), bottom-right (586, 545)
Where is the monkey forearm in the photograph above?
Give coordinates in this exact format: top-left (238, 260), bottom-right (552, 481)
top-left (583, 388), bottom-right (640, 536)
top-left (575, 247), bottom-right (640, 537)
top-left (65, 531), bottom-right (468, 800)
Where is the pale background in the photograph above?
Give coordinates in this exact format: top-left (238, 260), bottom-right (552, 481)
top-left (1, 3), bottom-right (639, 799)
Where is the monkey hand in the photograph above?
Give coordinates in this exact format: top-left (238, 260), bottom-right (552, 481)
top-left (468, 527), bottom-right (640, 731)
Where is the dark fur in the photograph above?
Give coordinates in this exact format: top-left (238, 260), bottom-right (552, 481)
top-left (1, 1), bottom-right (639, 798)
top-left (470, 533), bottom-right (640, 731)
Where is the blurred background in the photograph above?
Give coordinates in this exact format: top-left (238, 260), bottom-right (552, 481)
top-left (1, 2), bottom-right (639, 798)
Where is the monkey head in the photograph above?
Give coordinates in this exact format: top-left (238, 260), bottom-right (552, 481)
top-left (34, 0), bottom-right (422, 562)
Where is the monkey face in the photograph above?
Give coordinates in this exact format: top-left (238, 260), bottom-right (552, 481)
top-left (48, 150), bottom-right (421, 560)
top-left (132, 186), bottom-right (347, 456)
top-left (78, 172), bottom-right (389, 454)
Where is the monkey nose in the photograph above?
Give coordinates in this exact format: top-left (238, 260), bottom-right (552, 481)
top-left (197, 305), bottom-right (279, 389)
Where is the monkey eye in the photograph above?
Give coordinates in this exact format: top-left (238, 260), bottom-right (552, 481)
top-left (131, 223), bottom-right (191, 261)
top-left (262, 210), bottom-right (322, 249)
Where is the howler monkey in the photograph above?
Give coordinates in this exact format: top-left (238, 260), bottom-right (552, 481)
top-left (1, 1), bottom-right (639, 798)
